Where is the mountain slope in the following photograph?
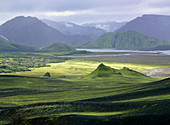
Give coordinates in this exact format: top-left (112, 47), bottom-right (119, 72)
top-left (42, 19), bottom-right (106, 40)
top-left (79, 31), bottom-right (170, 50)
top-left (0, 16), bottom-right (92, 47)
top-left (118, 14), bottom-right (170, 42)
top-left (0, 39), bottom-right (35, 52)
top-left (83, 21), bottom-right (126, 32)
top-left (40, 43), bottom-right (76, 52)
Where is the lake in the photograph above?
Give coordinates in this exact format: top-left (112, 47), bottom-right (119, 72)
top-left (76, 48), bottom-right (170, 55)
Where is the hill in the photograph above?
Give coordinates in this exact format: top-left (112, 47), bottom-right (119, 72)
top-left (118, 14), bottom-right (170, 42)
top-left (40, 43), bottom-right (76, 52)
top-left (0, 38), bottom-right (35, 52)
top-left (87, 63), bottom-right (121, 78)
top-left (87, 63), bottom-right (148, 78)
top-left (42, 19), bottom-right (105, 40)
top-left (0, 16), bottom-right (92, 47)
top-left (78, 31), bottom-right (170, 50)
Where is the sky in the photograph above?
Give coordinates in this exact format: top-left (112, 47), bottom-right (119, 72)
top-left (0, 0), bottom-right (170, 24)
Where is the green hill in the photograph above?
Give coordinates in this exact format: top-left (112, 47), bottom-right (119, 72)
top-left (87, 63), bottom-right (148, 78)
top-left (79, 31), bottom-right (170, 50)
top-left (0, 39), bottom-right (35, 52)
top-left (119, 67), bottom-right (148, 78)
top-left (40, 43), bottom-right (76, 52)
top-left (87, 63), bottom-right (121, 78)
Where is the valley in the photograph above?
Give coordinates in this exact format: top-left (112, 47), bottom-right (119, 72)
top-left (0, 51), bottom-right (169, 124)
top-left (0, 14), bottom-right (170, 125)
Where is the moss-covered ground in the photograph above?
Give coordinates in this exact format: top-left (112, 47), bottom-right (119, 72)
top-left (0, 54), bottom-right (169, 124)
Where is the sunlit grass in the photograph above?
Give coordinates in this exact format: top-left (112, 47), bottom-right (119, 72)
top-left (62, 111), bottom-right (128, 116)
top-left (7, 59), bottom-right (169, 77)
top-left (0, 75), bottom-right (161, 107)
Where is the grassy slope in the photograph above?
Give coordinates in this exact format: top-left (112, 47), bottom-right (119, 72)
top-left (40, 43), bottom-right (76, 52)
top-left (0, 76), bottom-right (169, 124)
top-left (9, 59), bottom-right (169, 77)
top-left (0, 39), bottom-right (35, 52)
top-left (0, 60), bottom-right (169, 124)
top-left (79, 31), bottom-right (170, 50)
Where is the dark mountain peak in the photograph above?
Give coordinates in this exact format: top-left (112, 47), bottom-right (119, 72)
top-left (0, 16), bottom-right (68, 46)
top-left (13, 16), bottom-right (36, 19)
top-left (0, 16), bottom-right (95, 47)
top-left (118, 14), bottom-right (170, 42)
top-left (4, 16), bottom-right (40, 24)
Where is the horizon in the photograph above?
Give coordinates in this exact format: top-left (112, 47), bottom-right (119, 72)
top-left (1, 13), bottom-right (170, 26)
top-left (0, 0), bottom-right (170, 25)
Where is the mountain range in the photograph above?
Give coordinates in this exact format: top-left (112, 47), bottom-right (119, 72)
top-left (0, 16), bottom-right (92, 47)
top-left (0, 14), bottom-right (170, 50)
top-left (42, 19), bottom-right (106, 40)
top-left (118, 14), bottom-right (170, 42)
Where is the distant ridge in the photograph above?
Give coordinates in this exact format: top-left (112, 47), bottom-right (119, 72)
top-left (42, 19), bottom-right (106, 41)
top-left (118, 14), bottom-right (170, 42)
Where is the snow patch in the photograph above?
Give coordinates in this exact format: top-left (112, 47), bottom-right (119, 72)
top-left (65, 22), bottom-right (73, 28)
top-left (95, 24), bottom-right (110, 31)
top-left (0, 35), bottom-right (9, 41)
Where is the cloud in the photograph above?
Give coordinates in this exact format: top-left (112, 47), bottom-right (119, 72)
top-left (0, 0), bottom-right (170, 24)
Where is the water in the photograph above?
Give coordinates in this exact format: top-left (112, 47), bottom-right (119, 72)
top-left (77, 48), bottom-right (170, 55)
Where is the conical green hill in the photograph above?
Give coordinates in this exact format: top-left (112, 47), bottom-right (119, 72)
top-left (87, 63), bottom-right (121, 78)
top-left (87, 64), bottom-right (149, 78)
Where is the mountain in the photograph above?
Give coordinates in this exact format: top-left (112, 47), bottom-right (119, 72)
top-left (78, 31), bottom-right (170, 50)
top-left (0, 16), bottom-right (92, 47)
top-left (82, 21), bottom-right (126, 32)
top-left (118, 14), bottom-right (170, 42)
top-left (0, 38), bottom-right (35, 52)
top-left (42, 19), bottom-right (106, 40)
top-left (40, 43), bottom-right (76, 52)
top-left (87, 63), bottom-right (147, 78)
